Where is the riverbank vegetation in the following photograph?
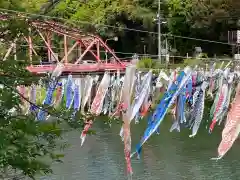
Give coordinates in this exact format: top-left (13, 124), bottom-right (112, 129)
top-left (49, 0), bottom-right (239, 59)
top-left (1, 0), bottom-right (238, 61)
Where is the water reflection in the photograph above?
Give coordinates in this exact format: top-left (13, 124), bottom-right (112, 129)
top-left (42, 116), bottom-right (240, 180)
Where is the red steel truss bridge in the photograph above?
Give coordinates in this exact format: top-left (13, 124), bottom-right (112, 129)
top-left (1, 12), bottom-right (131, 74)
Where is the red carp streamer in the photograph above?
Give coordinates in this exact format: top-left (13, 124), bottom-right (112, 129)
top-left (212, 85), bottom-right (240, 160)
top-left (80, 119), bottom-right (93, 146)
top-left (209, 87), bottom-right (224, 133)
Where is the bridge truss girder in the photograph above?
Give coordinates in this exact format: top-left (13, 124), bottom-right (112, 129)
top-left (1, 14), bottom-right (130, 73)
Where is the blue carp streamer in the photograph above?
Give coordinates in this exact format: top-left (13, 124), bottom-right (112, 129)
top-left (132, 67), bottom-right (192, 158)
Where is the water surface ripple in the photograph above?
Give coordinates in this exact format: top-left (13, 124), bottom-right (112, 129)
top-left (41, 118), bottom-right (240, 180)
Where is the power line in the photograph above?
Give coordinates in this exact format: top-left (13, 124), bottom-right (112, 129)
top-left (6, 43), bottom-right (235, 61)
top-left (0, 8), bottom-right (236, 46)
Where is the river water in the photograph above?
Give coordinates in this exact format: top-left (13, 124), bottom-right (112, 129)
top-left (40, 116), bottom-right (240, 180)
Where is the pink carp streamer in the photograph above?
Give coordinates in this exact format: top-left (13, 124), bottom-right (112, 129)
top-left (17, 85), bottom-right (26, 104)
top-left (111, 102), bottom-right (127, 118)
top-left (80, 73), bottom-right (110, 146)
top-left (80, 119), bottom-right (93, 146)
top-left (173, 69), bottom-right (177, 81)
top-left (17, 85), bottom-right (30, 114)
top-left (121, 65), bottom-right (136, 178)
top-left (90, 73), bottom-right (110, 115)
top-left (192, 72), bottom-right (197, 91)
top-left (207, 63), bottom-right (215, 97)
top-left (209, 86), bottom-right (225, 133)
top-left (140, 100), bottom-right (151, 118)
top-left (212, 85), bottom-right (240, 160)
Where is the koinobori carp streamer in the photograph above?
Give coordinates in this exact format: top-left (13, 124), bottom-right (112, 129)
top-left (18, 62), bottom-right (240, 176)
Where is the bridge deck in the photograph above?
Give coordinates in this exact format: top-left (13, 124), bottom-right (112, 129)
top-left (26, 62), bottom-right (131, 74)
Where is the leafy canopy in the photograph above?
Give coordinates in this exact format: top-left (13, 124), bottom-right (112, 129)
top-left (50, 0), bottom-right (156, 36)
top-left (0, 1), bottom-right (73, 179)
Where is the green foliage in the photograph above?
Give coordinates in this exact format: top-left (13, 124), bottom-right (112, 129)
top-left (50, 0), bottom-right (156, 36)
top-left (137, 57), bottom-right (157, 69)
top-left (0, 1), bottom-right (71, 179)
top-left (43, 0), bottom-right (238, 58)
top-left (0, 0), bottom-right (48, 12)
top-left (166, 0), bottom-right (240, 55)
top-left (1, 0), bottom-right (238, 63)
top-left (136, 57), bottom-right (172, 71)
top-left (0, 59), bottom-right (68, 179)
top-left (182, 53), bottom-right (209, 67)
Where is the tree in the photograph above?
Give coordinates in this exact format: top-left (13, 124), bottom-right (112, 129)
top-left (0, 1), bottom-right (82, 179)
top-left (0, 48), bottom-right (66, 179)
top-left (49, 0), bottom-right (159, 56)
top-left (41, 0), bottom-right (240, 59)
top-left (166, 0), bottom-right (240, 56)
top-left (165, 0), bottom-right (192, 55)
top-left (50, 0), bottom-right (156, 34)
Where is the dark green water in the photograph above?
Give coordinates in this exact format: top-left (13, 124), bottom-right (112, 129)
top-left (41, 116), bottom-right (240, 180)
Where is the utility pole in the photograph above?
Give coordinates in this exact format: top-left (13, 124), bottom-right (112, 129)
top-left (158, 0), bottom-right (161, 63)
top-left (165, 38), bottom-right (169, 68)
